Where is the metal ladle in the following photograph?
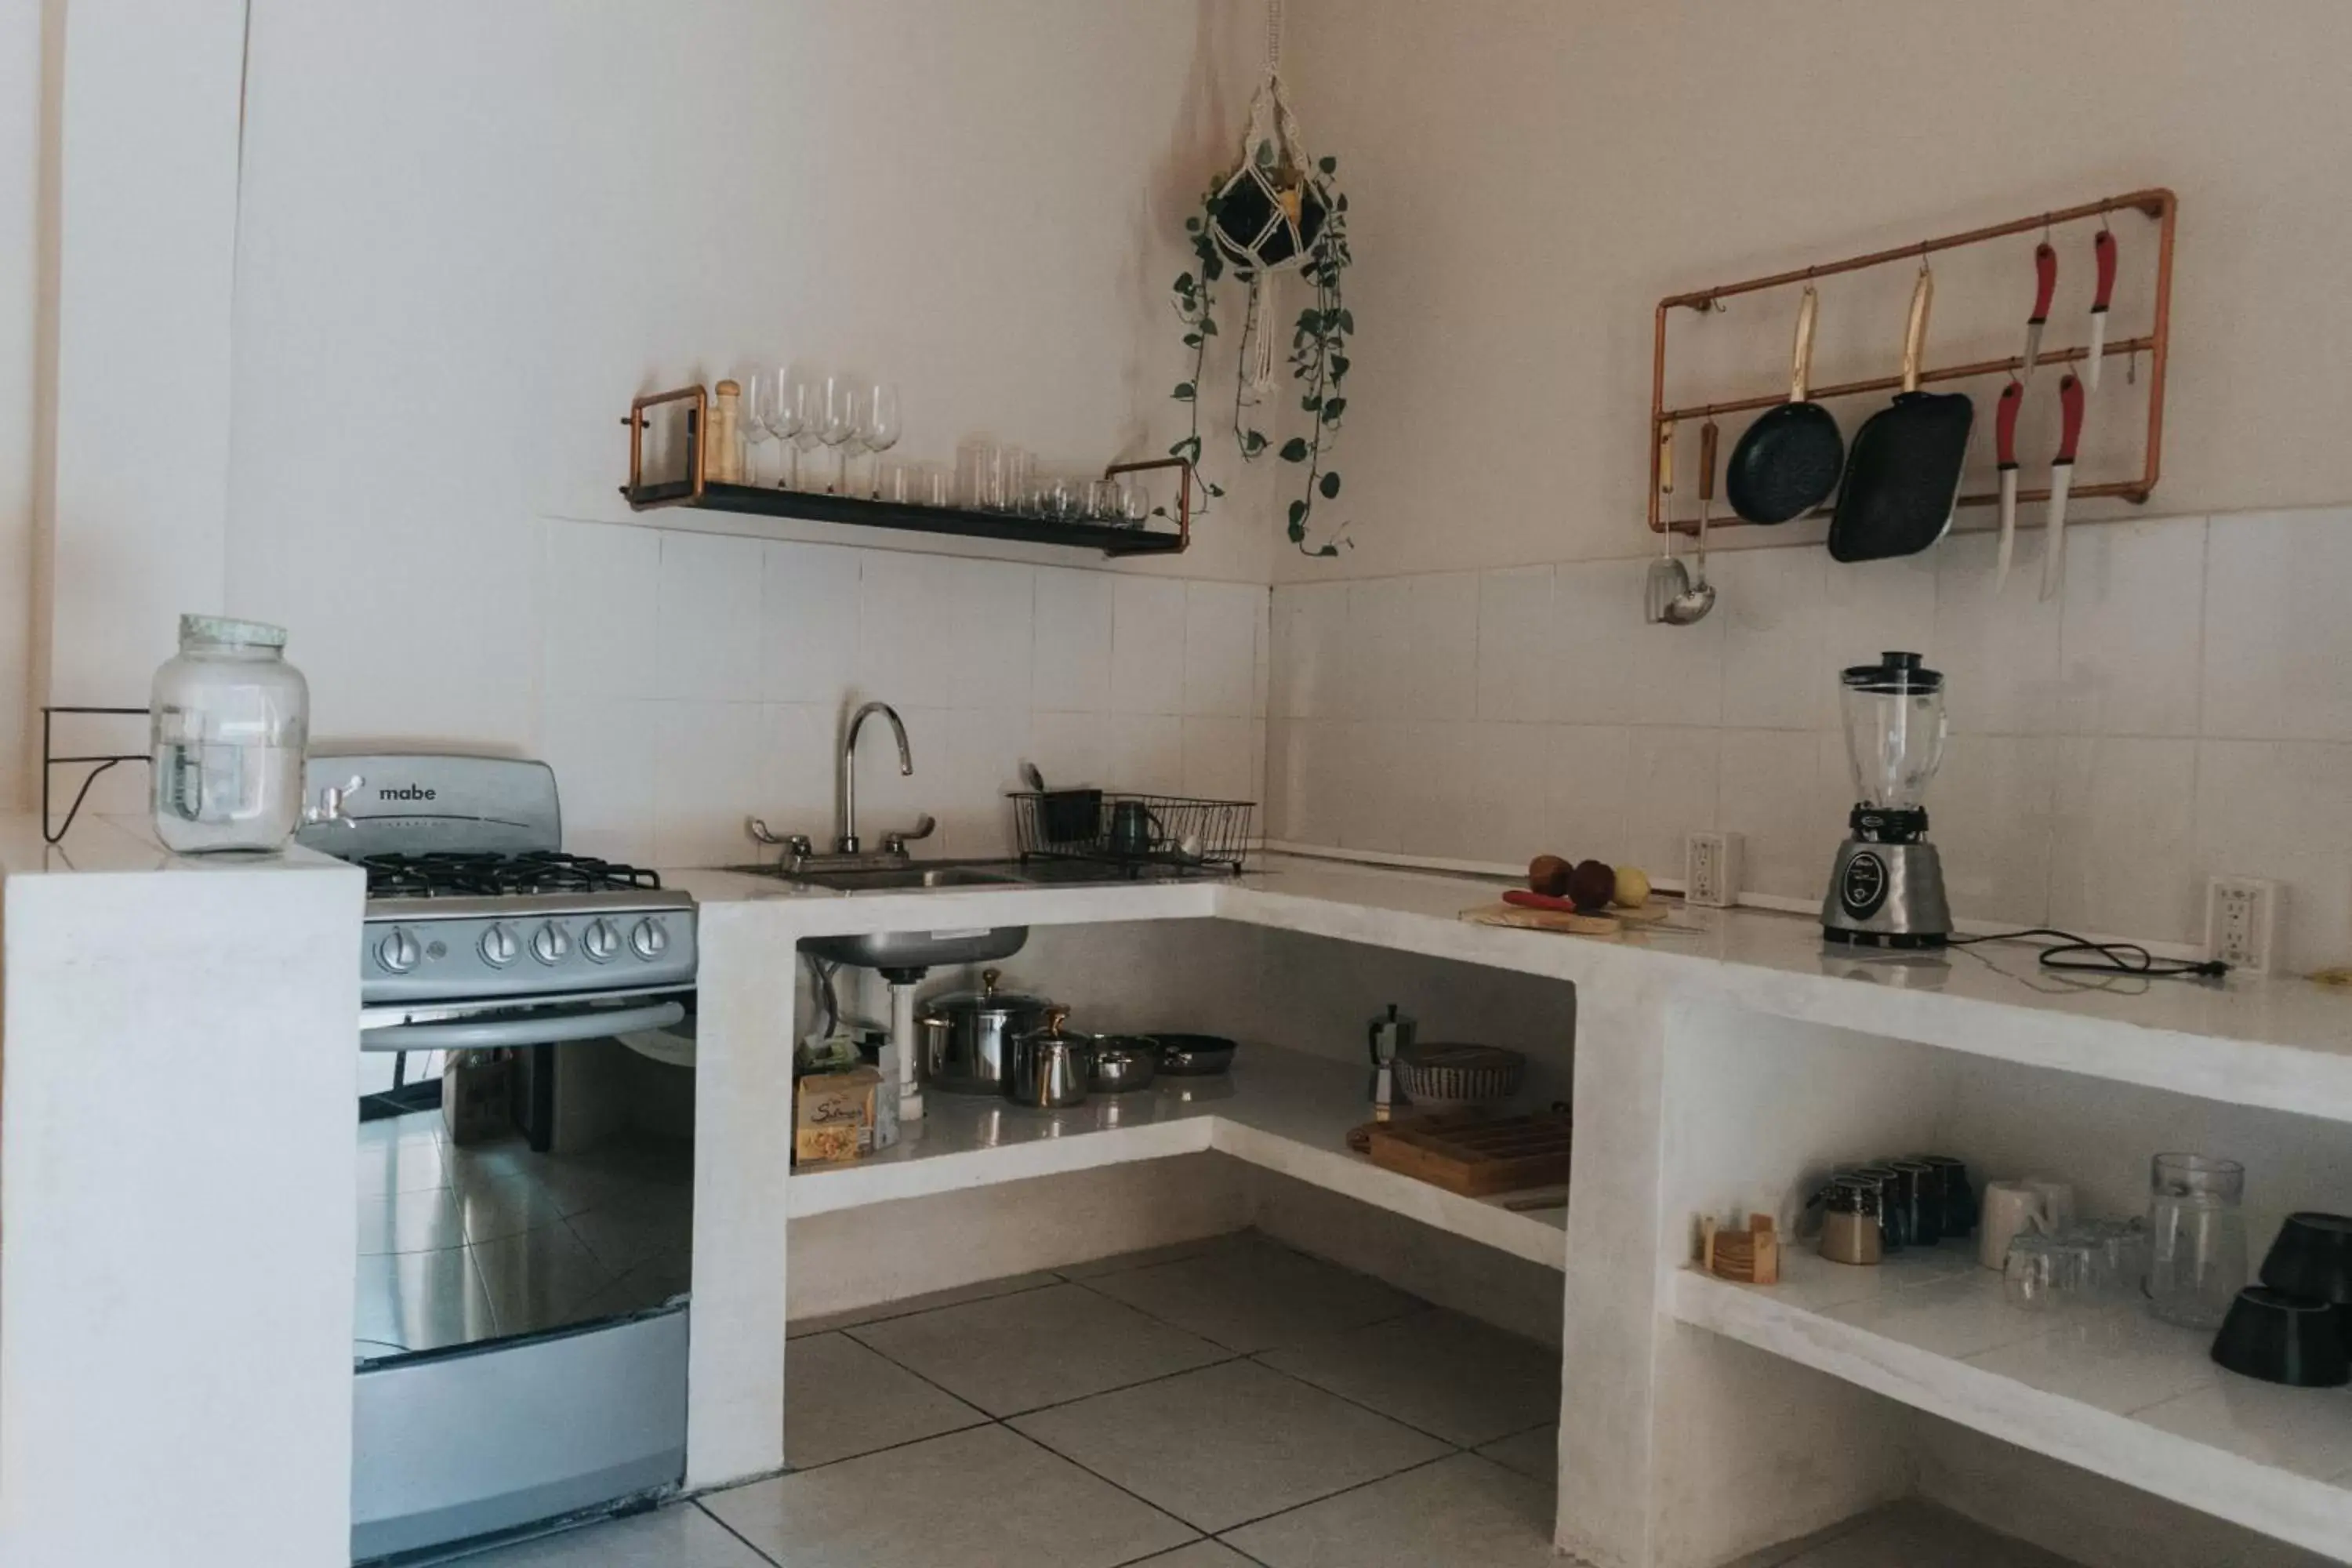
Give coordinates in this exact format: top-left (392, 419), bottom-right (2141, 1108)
top-left (1662, 418), bottom-right (1719, 626)
top-left (1644, 419), bottom-right (1691, 625)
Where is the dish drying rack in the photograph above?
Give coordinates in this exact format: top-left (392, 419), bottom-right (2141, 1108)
top-left (1649, 187), bottom-right (2175, 533)
top-left (1010, 791), bottom-right (1254, 875)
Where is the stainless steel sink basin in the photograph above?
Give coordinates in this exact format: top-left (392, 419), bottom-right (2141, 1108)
top-left (792, 863), bottom-right (1024, 891)
top-left (800, 923), bottom-right (1029, 972)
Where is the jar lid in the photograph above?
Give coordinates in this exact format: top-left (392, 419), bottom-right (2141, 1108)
top-left (180, 614), bottom-right (288, 649)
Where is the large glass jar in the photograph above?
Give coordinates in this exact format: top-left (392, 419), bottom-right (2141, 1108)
top-left (151, 615), bottom-right (309, 854)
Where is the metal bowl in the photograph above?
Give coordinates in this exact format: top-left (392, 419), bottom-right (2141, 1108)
top-left (1150, 1033), bottom-right (1238, 1076)
top-left (1090, 1035), bottom-right (1160, 1094)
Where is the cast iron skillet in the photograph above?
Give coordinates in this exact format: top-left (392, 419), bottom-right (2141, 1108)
top-left (1726, 283), bottom-right (1843, 524)
top-left (1828, 267), bottom-right (1974, 563)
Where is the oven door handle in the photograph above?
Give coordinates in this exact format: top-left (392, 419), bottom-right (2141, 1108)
top-left (360, 1000), bottom-right (686, 1053)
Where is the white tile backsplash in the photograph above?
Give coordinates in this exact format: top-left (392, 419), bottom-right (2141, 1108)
top-left (1265, 503), bottom-right (2352, 954)
top-left (542, 525), bottom-right (1268, 870)
top-left (655, 531), bottom-right (765, 702)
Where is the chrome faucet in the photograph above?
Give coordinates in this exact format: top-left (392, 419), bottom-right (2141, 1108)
top-left (836, 701), bottom-right (913, 854)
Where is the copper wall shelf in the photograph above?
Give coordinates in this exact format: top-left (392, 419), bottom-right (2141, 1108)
top-left (621, 385), bottom-right (1193, 559)
top-left (1649, 187), bottom-right (2176, 532)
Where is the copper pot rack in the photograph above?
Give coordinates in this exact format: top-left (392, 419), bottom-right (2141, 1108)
top-left (1648, 187), bottom-right (2175, 533)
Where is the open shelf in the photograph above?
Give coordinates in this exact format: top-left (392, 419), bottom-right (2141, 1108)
top-left (786, 1043), bottom-right (1567, 1270)
top-left (1672, 1243), bottom-right (2352, 1560)
top-left (622, 480), bottom-right (1189, 558)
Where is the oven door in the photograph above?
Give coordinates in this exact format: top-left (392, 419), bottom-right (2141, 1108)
top-left (352, 988), bottom-right (695, 1563)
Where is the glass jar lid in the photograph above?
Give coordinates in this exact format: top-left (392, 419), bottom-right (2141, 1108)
top-left (1841, 650), bottom-right (1941, 694)
top-left (180, 614), bottom-right (289, 649)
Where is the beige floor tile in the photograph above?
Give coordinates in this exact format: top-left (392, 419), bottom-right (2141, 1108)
top-left (1054, 1232), bottom-right (1254, 1281)
top-left (454, 1501), bottom-right (768, 1566)
top-left (784, 1331), bottom-right (988, 1470)
top-left (1225, 1453), bottom-right (1552, 1568)
top-left (788, 1270), bottom-right (1063, 1338)
top-left (566, 1185), bottom-right (695, 1276)
top-left (1475, 1424), bottom-right (1557, 1483)
top-left (1131, 1544), bottom-right (1258, 1566)
top-left (1774, 1500), bottom-right (2077, 1566)
top-left (1009, 1360), bottom-right (1448, 1534)
top-left (358, 1187), bottom-right (467, 1257)
top-left (357, 1134), bottom-right (448, 1198)
top-left (455, 1172), bottom-right (572, 1246)
top-left (702, 1425), bottom-right (1196, 1568)
top-left (848, 1282), bottom-right (1231, 1417)
top-left (1079, 1236), bottom-right (1417, 1353)
top-left (1258, 1307), bottom-right (1560, 1446)
top-left (354, 1247), bottom-right (494, 1355)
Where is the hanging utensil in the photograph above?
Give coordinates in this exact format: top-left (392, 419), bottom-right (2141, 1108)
top-left (1828, 264), bottom-right (1976, 564)
top-left (1645, 419), bottom-right (1689, 624)
top-left (2040, 373), bottom-right (2086, 601)
top-left (2085, 228), bottom-right (2119, 393)
top-left (2020, 240), bottom-right (2057, 383)
top-left (1726, 283), bottom-right (1844, 524)
top-left (1993, 380), bottom-right (2025, 590)
top-left (1663, 419), bottom-right (1719, 625)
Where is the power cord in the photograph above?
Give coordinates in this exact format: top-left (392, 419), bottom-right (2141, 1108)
top-left (1947, 927), bottom-right (2229, 980)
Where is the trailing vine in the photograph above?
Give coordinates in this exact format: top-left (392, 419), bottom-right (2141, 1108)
top-left (1169, 154), bottom-right (1352, 557)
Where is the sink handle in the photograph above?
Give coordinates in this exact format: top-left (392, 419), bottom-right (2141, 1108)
top-left (881, 814), bottom-right (938, 855)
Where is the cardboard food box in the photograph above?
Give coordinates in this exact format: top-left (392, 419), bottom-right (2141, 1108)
top-left (442, 1049), bottom-right (513, 1145)
top-left (794, 1065), bottom-right (880, 1166)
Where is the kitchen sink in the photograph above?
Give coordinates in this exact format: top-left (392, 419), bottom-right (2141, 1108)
top-left (790, 863), bottom-right (1025, 891)
top-left (800, 923), bottom-right (1030, 972)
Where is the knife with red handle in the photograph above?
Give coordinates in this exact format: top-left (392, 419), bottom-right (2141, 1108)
top-left (2085, 229), bottom-right (2119, 393)
top-left (2041, 373), bottom-right (2087, 601)
top-left (2021, 241), bottom-right (2058, 383)
top-left (1994, 379), bottom-right (2026, 590)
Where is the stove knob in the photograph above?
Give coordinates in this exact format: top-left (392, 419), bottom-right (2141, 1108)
top-left (531, 923), bottom-right (571, 965)
top-left (479, 922), bottom-right (519, 967)
top-left (582, 917), bottom-right (622, 964)
top-left (376, 927), bottom-right (422, 975)
top-left (630, 918), bottom-right (669, 960)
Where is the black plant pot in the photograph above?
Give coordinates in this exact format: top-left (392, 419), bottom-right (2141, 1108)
top-left (2211, 1287), bottom-right (2350, 1388)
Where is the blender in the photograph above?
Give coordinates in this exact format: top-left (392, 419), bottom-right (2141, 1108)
top-left (1822, 652), bottom-right (1952, 947)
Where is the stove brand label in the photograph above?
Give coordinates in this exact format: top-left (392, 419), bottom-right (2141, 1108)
top-left (378, 786), bottom-right (438, 801)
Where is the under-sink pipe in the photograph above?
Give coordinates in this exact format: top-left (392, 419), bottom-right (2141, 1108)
top-left (887, 975), bottom-right (924, 1122)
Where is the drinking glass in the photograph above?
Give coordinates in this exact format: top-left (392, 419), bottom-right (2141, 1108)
top-left (2147, 1152), bottom-right (2246, 1329)
top-left (783, 373), bottom-right (819, 489)
top-left (858, 383), bottom-right (902, 499)
top-left (1118, 474), bottom-right (1150, 529)
top-left (2004, 1232), bottom-right (2092, 1311)
top-left (875, 459), bottom-right (913, 505)
top-left (743, 373), bottom-right (780, 485)
top-left (815, 373), bottom-right (858, 493)
top-left (919, 464), bottom-right (953, 508)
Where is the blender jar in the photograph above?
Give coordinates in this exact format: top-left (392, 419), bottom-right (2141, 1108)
top-left (1839, 652), bottom-right (1947, 812)
top-left (151, 615), bottom-right (309, 854)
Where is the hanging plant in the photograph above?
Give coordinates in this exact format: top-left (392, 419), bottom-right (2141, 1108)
top-left (1167, 20), bottom-right (1352, 557)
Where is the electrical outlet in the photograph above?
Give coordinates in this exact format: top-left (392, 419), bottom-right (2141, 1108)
top-left (2205, 875), bottom-right (2279, 973)
top-left (1686, 831), bottom-right (1744, 909)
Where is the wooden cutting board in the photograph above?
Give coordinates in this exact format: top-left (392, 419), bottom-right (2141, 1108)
top-left (1366, 1111), bottom-right (1573, 1197)
top-left (1459, 900), bottom-right (1678, 938)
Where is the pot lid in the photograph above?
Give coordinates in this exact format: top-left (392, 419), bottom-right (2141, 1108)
top-left (1840, 650), bottom-right (1943, 694)
top-left (924, 967), bottom-right (1054, 1014)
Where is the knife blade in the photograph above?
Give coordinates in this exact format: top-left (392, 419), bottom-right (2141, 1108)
top-left (2041, 373), bottom-right (2086, 601)
top-left (2022, 241), bottom-right (2058, 383)
top-left (2086, 229), bottom-right (2119, 393)
top-left (1994, 380), bottom-right (2025, 590)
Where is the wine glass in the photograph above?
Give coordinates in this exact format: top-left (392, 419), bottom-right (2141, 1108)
top-left (858, 383), bottom-right (902, 499)
top-left (743, 372), bottom-right (781, 485)
top-left (816, 374), bottom-right (860, 494)
top-left (782, 371), bottom-right (818, 489)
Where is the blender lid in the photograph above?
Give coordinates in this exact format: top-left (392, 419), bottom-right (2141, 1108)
top-left (1841, 651), bottom-right (1944, 694)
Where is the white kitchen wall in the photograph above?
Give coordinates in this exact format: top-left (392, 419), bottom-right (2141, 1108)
top-left (214, 0), bottom-right (1279, 833)
top-left (0, 0), bottom-right (42, 811)
top-left (545, 521), bottom-right (1266, 869)
top-left (1269, 506), bottom-right (2352, 973)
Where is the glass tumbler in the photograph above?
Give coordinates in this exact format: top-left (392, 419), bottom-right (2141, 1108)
top-left (2005, 1232), bottom-right (2093, 1311)
top-left (2146, 1152), bottom-right (2246, 1330)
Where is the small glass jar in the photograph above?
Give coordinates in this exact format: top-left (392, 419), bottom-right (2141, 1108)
top-left (1820, 1178), bottom-right (1884, 1267)
top-left (1849, 1164), bottom-right (1907, 1253)
top-left (151, 615), bottom-right (308, 854)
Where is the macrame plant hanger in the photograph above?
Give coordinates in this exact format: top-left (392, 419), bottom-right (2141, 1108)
top-left (1212, 0), bottom-right (1323, 408)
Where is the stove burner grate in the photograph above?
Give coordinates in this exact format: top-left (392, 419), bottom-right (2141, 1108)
top-left (361, 851), bottom-right (664, 900)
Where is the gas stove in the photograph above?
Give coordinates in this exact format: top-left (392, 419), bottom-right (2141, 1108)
top-left (298, 753), bottom-right (697, 1016)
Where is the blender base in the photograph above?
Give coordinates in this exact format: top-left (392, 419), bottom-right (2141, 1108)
top-left (1822, 926), bottom-right (1948, 950)
top-left (1820, 837), bottom-right (1952, 948)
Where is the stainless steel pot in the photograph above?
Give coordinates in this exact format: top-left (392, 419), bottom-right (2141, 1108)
top-left (917, 967), bottom-right (1055, 1095)
top-left (1089, 1035), bottom-right (1160, 1094)
top-left (1006, 1007), bottom-right (1093, 1109)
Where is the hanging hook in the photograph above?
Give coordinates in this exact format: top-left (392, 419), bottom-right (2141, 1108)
top-left (2099, 206), bottom-right (2113, 234)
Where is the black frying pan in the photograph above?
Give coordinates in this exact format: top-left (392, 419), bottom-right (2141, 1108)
top-left (1726, 284), bottom-right (1843, 524)
top-left (1828, 267), bottom-right (1974, 563)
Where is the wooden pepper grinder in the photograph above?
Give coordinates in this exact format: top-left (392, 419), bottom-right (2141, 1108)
top-left (706, 379), bottom-right (744, 484)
